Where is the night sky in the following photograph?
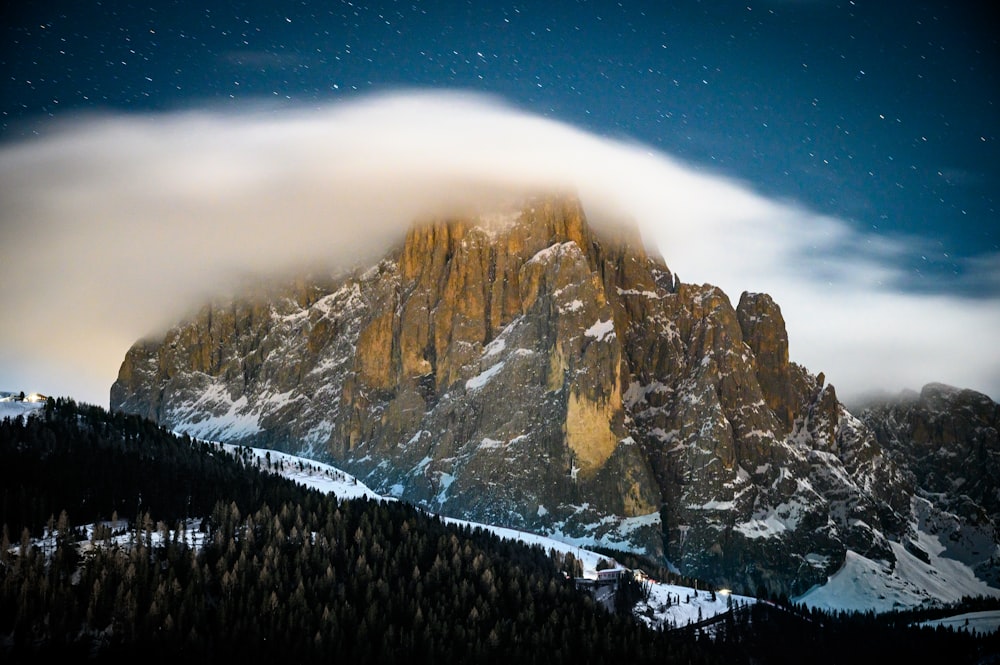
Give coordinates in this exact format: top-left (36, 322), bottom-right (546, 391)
top-left (1, 1), bottom-right (998, 405)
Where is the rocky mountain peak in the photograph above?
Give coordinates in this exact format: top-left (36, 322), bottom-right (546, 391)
top-left (110, 192), bottom-right (999, 600)
top-left (736, 292), bottom-right (797, 433)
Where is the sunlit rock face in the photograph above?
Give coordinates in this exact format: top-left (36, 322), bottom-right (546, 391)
top-left (111, 192), bottom-right (996, 599)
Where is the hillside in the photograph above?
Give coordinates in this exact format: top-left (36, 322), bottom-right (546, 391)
top-left (0, 398), bottom-right (717, 662)
top-left (3, 399), bottom-right (997, 663)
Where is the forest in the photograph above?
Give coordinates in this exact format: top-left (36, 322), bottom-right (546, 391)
top-left (1, 398), bottom-right (997, 663)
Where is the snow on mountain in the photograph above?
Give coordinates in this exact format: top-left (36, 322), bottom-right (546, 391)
top-left (0, 395), bottom-right (44, 419)
top-left (635, 584), bottom-right (757, 631)
top-left (114, 194), bottom-right (981, 601)
top-left (795, 517), bottom-right (1000, 613)
top-left (918, 610), bottom-right (1000, 636)
top-left (8, 393), bottom-right (995, 629)
top-left (215, 441), bottom-right (384, 502)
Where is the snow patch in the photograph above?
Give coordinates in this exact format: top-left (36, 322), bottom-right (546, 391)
top-left (584, 319), bottom-right (615, 342)
top-left (734, 497), bottom-right (809, 540)
top-left (636, 583), bottom-right (756, 632)
top-left (526, 241), bottom-right (579, 265)
top-left (616, 287), bottom-right (661, 299)
top-left (0, 399), bottom-right (43, 420)
top-left (411, 456), bottom-right (433, 476)
top-left (694, 500), bottom-right (735, 511)
top-left (170, 384), bottom-right (263, 441)
top-left (405, 430), bottom-right (430, 446)
top-left (483, 337), bottom-right (506, 357)
top-left (435, 472), bottom-right (456, 504)
top-left (465, 361), bottom-right (505, 391)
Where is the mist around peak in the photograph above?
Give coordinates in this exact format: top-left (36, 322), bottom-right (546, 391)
top-left (0, 91), bottom-right (997, 407)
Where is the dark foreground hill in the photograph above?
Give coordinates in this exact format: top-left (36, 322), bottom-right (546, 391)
top-left (2, 399), bottom-right (997, 663)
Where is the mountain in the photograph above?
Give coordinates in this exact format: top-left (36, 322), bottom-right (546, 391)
top-left (110, 192), bottom-right (1000, 601)
top-left (857, 384), bottom-right (1000, 588)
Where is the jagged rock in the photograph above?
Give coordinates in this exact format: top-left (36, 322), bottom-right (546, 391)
top-left (110, 193), bottom-right (998, 598)
top-left (737, 292), bottom-right (800, 433)
top-left (859, 383), bottom-right (1000, 585)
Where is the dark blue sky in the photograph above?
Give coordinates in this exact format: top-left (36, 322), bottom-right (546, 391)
top-left (3, 0), bottom-right (998, 295)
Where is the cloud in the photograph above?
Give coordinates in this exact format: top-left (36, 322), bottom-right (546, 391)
top-left (1, 90), bottom-right (998, 407)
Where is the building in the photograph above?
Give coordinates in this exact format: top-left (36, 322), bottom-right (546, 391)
top-left (596, 567), bottom-right (624, 584)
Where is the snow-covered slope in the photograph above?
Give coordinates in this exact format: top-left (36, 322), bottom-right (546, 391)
top-left (219, 440), bottom-right (624, 576)
top-left (635, 584), bottom-right (757, 631)
top-left (220, 441), bottom-right (384, 502)
top-left (246, 441), bottom-right (1000, 619)
top-left (795, 497), bottom-right (1000, 612)
top-left (795, 545), bottom-right (1000, 614)
top-left (918, 610), bottom-right (1000, 636)
top-left (0, 394), bottom-right (44, 420)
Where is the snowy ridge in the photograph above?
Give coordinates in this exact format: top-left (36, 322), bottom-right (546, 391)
top-left (795, 498), bottom-right (1000, 612)
top-left (213, 438), bottom-right (652, 574)
top-left (526, 240), bottom-right (579, 265)
top-left (0, 397), bottom-right (44, 420)
top-left (216, 441), bottom-right (384, 502)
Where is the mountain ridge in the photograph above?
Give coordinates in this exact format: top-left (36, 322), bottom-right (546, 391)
top-left (110, 192), bottom-right (1000, 599)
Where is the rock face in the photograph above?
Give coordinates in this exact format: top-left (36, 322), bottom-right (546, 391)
top-left (111, 193), bottom-right (999, 598)
top-left (858, 383), bottom-right (1000, 586)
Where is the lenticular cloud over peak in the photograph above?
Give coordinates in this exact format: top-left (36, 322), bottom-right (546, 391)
top-left (0, 91), bottom-right (997, 407)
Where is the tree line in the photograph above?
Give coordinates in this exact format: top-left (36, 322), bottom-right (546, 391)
top-left (0, 399), bottom-right (717, 663)
top-left (1, 398), bottom-right (996, 663)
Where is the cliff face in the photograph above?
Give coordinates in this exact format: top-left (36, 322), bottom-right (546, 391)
top-left (111, 193), bottom-right (996, 597)
top-left (858, 383), bottom-right (1000, 587)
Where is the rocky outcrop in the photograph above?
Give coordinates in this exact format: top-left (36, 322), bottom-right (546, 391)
top-left (736, 292), bottom-right (803, 433)
top-left (858, 383), bottom-right (1000, 585)
top-left (110, 193), bottom-right (998, 598)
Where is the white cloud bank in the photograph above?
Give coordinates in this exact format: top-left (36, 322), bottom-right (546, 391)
top-left (1, 90), bottom-right (998, 407)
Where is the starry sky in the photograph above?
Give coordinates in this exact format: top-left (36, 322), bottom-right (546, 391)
top-left (1, 1), bottom-right (998, 406)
